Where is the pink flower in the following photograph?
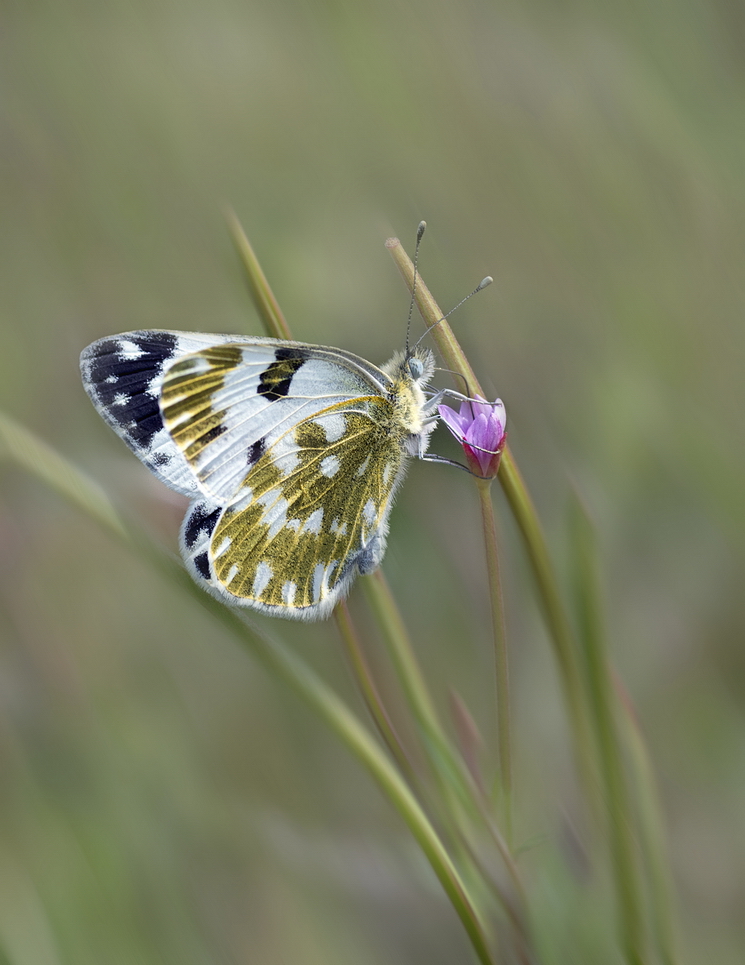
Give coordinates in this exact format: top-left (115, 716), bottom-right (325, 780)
top-left (438, 396), bottom-right (506, 478)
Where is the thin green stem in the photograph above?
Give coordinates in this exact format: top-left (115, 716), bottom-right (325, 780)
top-left (571, 502), bottom-right (645, 965)
top-left (360, 514), bottom-right (532, 958)
top-left (361, 571), bottom-right (469, 801)
top-left (387, 236), bottom-right (598, 808)
top-left (360, 571), bottom-right (497, 912)
top-left (617, 680), bottom-right (680, 965)
top-left (499, 454), bottom-right (598, 805)
top-left (0, 410), bottom-right (127, 541)
top-left (476, 478), bottom-right (512, 842)
top-left (334, 601), bottom-right (418, 787)
top-left (361, 572), bottom-right (533, 952)
top-left (228, 212), bottom-right (465, 809)
top-left (163, 563), bottom-right (498, 965)
top-left (225, 208), bottom-right (293, 340)
top-left (2, 411), bottom-right (497, 965)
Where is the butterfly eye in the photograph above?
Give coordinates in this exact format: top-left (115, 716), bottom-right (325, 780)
top-left (407, 356), bottom-right (424, 380)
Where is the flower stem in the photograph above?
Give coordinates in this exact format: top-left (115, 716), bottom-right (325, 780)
top-left (476, 477), bottom-right (512, 841)
top-left (387, 236), bottom-right (598, 807)
top-left (619, 684), bottom-right (680, 965)
top-left (361, 571), bottom-right (469, 800)
top-left (159, 561), bottom-right (498, 965)
top-left (498, 453), bottom-right (598, 805)
top-left (230, 212), bottom-right (471, 811)
top-left (570, 501), bottom-right (645, 965)
top-left (220, 218), bottom-right (498, 959)
top-left (334, 600), bottom-right (418, 787)
top-left (2, 409), bottom-right (497, 965)
top-left (225, 207), bottom-right (293, 340)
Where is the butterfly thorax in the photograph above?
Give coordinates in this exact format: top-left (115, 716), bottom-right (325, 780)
top-left (380, 347), bottom-right (435, 443)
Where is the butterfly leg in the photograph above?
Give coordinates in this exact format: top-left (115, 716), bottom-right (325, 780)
top-left (423, 387), bottom-right (497, 414)
top-left (420, 452), bottom-right (475, 472)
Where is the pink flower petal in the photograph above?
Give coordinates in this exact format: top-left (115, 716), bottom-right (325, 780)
top-left (439, 396), bottom-right (506, 477)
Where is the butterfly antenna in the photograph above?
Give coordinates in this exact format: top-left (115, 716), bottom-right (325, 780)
top-left (411, 275), bottom-right (493, 351)
top-left (405, 221), bottom-right (427, 356)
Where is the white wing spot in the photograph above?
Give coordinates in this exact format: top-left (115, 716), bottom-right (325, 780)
top-left (113, 393), bottom-right (130, 407)
top-left (179, 356), bottom-right (212, 375)
top-left (356, 454), bottom-right (371, 476)
top-left (320, 454), bottom-right (340, 478)
top-left (319, 413), bottom-right (346, 443)
top-left (282, 581), bottom-right (297, 606)
top-left (286, 518), bottom-right (301, 532)
top-left (318, 562), bottom-right (337, 600)
top-left (214, 536), bottom-right (232, 558)
top-left (363, 500), bottom-right (377, 526)
top-left (312, 562), bottom-right (325, 602)
top-left (382, 462), bottom-right (395, 486)
top-left (302, 508), bottom-right (324, 535)
top-left (118, 339), bottom-right (145, 359)
top-left (169, 410), bottom-right (194, 429)
top-left (226, 563), bottom-right (240, 584)
top-left (231, 486), bottom-right (254, 512)
top-left (330, 518), bottom-right (348, 536)
top-left (252, 561), bottom-right (273, 598)
top-left (105, 374), bottom-right (118, 384)
top-left (326, 561), bottom-right (339, 588)
top-left (264, 497), bottom-right (289, 539)
top-left (273, 449), bottom-right (300, 475)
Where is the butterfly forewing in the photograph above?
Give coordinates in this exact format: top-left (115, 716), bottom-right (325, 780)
top-left (80, 332), bottom-right (258, 496)
top-left (159, 343), bottom-right (391, 502)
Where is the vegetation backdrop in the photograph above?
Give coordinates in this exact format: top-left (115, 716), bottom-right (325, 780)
top-left (1, 0), bottom-right (744, 962)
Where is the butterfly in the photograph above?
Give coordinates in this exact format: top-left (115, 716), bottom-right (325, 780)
top-left (80, 331), bottom-right (441, 620)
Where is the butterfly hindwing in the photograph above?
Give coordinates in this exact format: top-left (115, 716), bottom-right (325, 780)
top-left (180, 496), bottom-right (225, 592)
top-left (197, 397), bottom-right (408, 618)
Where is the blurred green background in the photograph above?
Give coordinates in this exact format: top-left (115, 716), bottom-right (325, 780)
top-left (2, 0), bottom-right (745, 962)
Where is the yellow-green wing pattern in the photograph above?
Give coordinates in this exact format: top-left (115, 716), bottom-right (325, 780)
top-left (184, 396), bottom-right (411, 619)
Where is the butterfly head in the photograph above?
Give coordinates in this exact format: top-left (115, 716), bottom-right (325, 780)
top-left (380, 345), bottom-right (435, 390)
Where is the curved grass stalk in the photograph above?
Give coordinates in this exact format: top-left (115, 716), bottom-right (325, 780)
top-left (225, 208), bottom-right (293, 340)
top-left (570, 501), bottom-right (646, 965)
top-left (334, 599), bottom-right (418, 787)
top-left (228, 212), bottom-right (476, 814)
top-left (386, 237), bottom-right (597, 804)
top-left (475, 476), bottom-right (512, 841)
top-left (0, 409), bottom-right (497, 965)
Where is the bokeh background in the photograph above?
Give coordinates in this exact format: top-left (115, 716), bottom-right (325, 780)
top-left (2, 0), bottom-right (745, 962)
